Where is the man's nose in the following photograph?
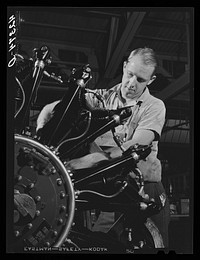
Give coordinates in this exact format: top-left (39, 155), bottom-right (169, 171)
top-left (127, 75), bottom-right (137, 88)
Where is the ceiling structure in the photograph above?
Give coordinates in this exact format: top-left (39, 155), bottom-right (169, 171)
top-left (12, 7), bottom-right (193, 148)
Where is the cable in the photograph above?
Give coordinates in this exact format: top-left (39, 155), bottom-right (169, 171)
top-left (14, 77), bottom-right (25, 118)
top-left (75, 181), bottom-right (128, 199)
top-left (56, 110), bottom-right (92, 150)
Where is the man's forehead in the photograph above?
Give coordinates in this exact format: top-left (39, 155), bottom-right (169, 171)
top-left (127, 56), bottom-right (154, 76)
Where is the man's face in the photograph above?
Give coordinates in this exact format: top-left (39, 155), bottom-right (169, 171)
top-left (121, 54), bottom-right (156, 102)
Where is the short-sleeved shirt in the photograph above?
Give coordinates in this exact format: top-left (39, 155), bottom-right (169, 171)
top-left (86, 84), bottom-right (166, 182)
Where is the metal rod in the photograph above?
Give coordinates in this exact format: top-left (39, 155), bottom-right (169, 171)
top-left (22, 21), bottom-right (107, 34)
top-left (185, 12), bottom-right (190, 70)
top-left (20, 64), bottom-right (44, 132)
top-left (134, 34), bottom-right (187, 44)
top-left (105, 17), bottom-right (119, 67)
top-left (88, 10), bottom-right (121, 17)
top-left (47, 85), bottom-right (81, 146)
top-left (74, 154), bottom-right (134, 185)
top-left (62, 117), bottom-right (119, 157)
top-left (144, 17), bottom-right (186, 27)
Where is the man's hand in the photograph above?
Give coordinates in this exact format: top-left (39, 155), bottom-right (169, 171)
top-left (64, 152), bottom-right (109, 170)
top-left (36, 100), bottom-right (60, 132)
top-left (104, 146), bottom-right (123, 159)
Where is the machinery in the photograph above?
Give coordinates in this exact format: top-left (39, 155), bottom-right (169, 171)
top-left (12, 46), bottom-right (164, 253)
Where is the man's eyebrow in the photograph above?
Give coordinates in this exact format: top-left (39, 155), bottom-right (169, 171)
top-left (127, 69), bottom-right (147, 81)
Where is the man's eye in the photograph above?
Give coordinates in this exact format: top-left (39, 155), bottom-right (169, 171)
top-left (137, 77), bottom-right (145, 83)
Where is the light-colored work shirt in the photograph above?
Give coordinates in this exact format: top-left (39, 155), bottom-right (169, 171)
top-left (86, 84), bottom-right (166, 182)
top-left (37, 84), bottom-right (166, 182)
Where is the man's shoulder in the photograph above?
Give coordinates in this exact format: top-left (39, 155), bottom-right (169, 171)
top-left (106, 83), bottom-right (121, 94)
top-left (150, 94), bottom-right (164, 104)
top-left (147, 92), bottom-right (165, 108)
top-left (100, 83), bottom-right (121, 99)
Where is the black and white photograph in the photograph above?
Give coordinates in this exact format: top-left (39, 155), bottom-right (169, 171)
top-left (7, 6), bottom-right (194, 254)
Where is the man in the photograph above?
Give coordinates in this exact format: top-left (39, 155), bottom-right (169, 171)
top-left (36, 47), bottom-right (170, 247)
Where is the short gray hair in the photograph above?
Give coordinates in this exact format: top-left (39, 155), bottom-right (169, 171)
top-left (128, 47), bottom-right (158, 74)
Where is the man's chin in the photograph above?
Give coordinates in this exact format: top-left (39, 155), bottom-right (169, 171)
top-left (126, 92), bottom-right (135, 99)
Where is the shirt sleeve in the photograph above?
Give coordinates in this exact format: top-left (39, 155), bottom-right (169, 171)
top-left (136, 99), bottom-right (166, 137)
top-left (36, 100), bottom-right (60, 131)
top-left (85, 89), bottom-right (108, 108)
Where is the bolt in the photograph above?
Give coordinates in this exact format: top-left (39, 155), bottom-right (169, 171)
top-left (140, 202), bottom-right (148, 210)
top-left (66, 170), bottom-right (73, 177)
top-left (28, 183), bottom-right (34, 189)
top-left (15, 230), bottom-right (20, 237)
top-left (27, 223), bottom-right (33, 229)
top-left (139, 240), bottom-right (144, 248)
top-left (41, 202), bottom-right (46, 209)
top-left (60, 191), bottom-right (65, 199)
top-left (57, 178), bottom-right (62, 186)
top-left (51, 168), bottom-right (56, 174)
top-left (60, 205), bottom-right (66, 212)
top-left (132, 152), bottom-right (139, 160)
top-left (17, 175), bottom-right (22, 181)
top-left (35, 196), bottom-right (41, 202)
top-left (57, 218), bottom-right (63, 224)
top-left (35, 210), bottom-right (40, 216)
top-left (63, 161), bottom-right (67, 166)
top-left (52, 230), bottom-right (58, 237)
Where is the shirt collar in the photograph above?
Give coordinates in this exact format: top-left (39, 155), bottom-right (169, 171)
top-left (115, 84), bottom-right (150, 106)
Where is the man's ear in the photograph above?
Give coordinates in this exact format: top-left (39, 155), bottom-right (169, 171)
top-left (147, 75), bottom-right (156, 85)
top-left (123, 61), bottom-right (127, 72)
